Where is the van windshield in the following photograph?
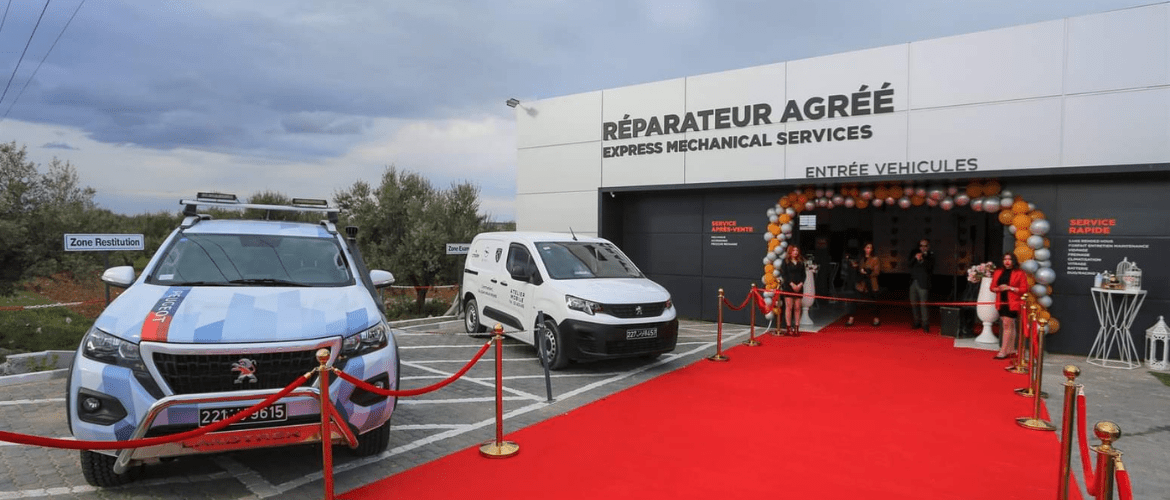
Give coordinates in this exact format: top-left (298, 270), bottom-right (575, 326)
top-left (536, 242), bottom-right (643, 280)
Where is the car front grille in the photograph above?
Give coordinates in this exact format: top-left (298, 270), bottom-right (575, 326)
top-left (153, 350), bottom-right (320, 395)
top-left (605, 302), bottom-right (666, 318)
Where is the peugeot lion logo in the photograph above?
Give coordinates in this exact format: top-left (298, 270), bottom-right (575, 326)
top-left (635, 306), bottom-right (643, 316)
top-left (232, 358), bottom-right (258, 384)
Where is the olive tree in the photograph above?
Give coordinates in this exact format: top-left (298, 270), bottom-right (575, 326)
top-left (335, 167), bottom-right (486, 312)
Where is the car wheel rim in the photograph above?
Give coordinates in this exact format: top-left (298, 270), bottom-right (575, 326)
top-left (466, 307), bottom-right (477, 331)
top-left (542, 329), bottom-right (557, 361)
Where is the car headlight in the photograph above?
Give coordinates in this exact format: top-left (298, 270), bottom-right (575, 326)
top-left (566, 295), bottom-right (602, 315)
top-left (342, 322), bottom-right (390, 357)
top-left (665, 298), bottom-right (673, 309)
top-left (81, 327), bottom-right (146, 372)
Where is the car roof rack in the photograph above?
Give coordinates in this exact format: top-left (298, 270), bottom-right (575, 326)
top-left (180, 192), bottom-right (340, 225)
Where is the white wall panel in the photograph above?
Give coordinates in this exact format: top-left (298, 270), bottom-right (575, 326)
top-left (909, 21), bottom-right (1064, 109)
top-left (908, 99), bottom-right (1062, 172)
top-left (782, 112), bottom-right (908, 180)
top-left (600, 144), bottom-right (686, 187)
top-left (1063, 88), bottom-right (1170, 167)
top-left (787, 44), bottom-right (910, 116)
top-left (515, 191), bottom-right (597, 234)
top-left (1065, 4), bottom-right (1170, 94)
top-left (516, 91), bottom-right (602, 149)
top-left (602, 79), bottom-right (686, 128)
top-left (685, 63), bottom-right (786, 115)
top-left (682, 123), bottom-right (787, 184)
top-left (516, 142), bottom-right (601, 195)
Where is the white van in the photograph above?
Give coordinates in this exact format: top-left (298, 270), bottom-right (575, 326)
top-left (462, 232), bottom-right (678, 369)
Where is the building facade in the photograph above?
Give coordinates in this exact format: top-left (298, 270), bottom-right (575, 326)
top-left (512, 4), bottom-right (1170, 355)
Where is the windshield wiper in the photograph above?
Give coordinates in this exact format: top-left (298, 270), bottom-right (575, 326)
top-left (228, 278), bottom-right (308, 287)
top-left (167, 281), bottom-right (229, 287)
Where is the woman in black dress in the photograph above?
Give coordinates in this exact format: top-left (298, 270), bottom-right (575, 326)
top-left (779, 245), bottom-right (806, 336)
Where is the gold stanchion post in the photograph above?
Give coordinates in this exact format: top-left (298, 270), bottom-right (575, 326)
top-left (1015, 311), bottom-right (1048, 398)
top-left (316, 348), bottom-right (336, 500)
top-left (708, 289), bottom-right (729, 361)
top-left (1006, 296), bottom-right (1032, 374)
top-left (1017, 319), bottom-right (1055, 430)
top-left (744, 284), bottom-right (761, 347)
top-left (1056, 365), bottom-right (1082, 500)
top-left (480, 324), bottom-right (520, 458)
top-left (1091, 421), bottom-right (1122, 500)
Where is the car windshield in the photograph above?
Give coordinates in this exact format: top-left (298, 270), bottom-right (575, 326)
top-left (536, 241), bottom-right (643, 280)
top-left (148, 232), bottom-right (353, 287)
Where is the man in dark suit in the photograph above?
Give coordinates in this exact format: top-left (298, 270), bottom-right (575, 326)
top-left (908, 239), bottom-right (935, 332)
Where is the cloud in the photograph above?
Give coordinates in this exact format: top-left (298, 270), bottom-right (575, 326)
top-left (42, 141), bottom-right (77, 150)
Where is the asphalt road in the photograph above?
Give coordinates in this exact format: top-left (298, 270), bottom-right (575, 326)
top-left (0, 317), bottom-right (747, 499)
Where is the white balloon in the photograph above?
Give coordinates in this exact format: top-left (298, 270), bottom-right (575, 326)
top-left (926, 197), bottom-right (939, 207)
top-left (898, 197), bottom-right (911, 209)
top-left (774, 259), bottom-right (783, 268)
top-left (844, 197), bottom-right (856, 208)
top-left (1001, 196), bottom-right (1013, 208)
top-left (773, 269), bottom-right (780, 277)
top-left (1027, 235), bottom-right (1045, 249)
top-left (1021, 259), bottom-right (1039, 274)
top-left (767, 208), bottom-right (776, 217)
top-left (947, 185), bottom-right (958, 196)
top-left (941, 197), bottom-right (954, 211)
top-left (1027, 203), bottom-right (1035, 211)
top-left (904, 186), bottom-right (915, 197)
top-left (1033, 248), bottom-right (1050, 261)
top-left (928, 187), bottom-right (944, 201)
top-left (766, 252), bottom-right (777, 262)
top-left (1030, 284), bottom-right (1048, 297)
top-left (1038, 260), bottom-right (1052, 268)
top-left (872, 198), bottom-right (884, 207)
top-left (1036, 267), bottom-right (1056, 285)
top-left (764, 232), bottom-right (774, 241)
top-left (1030, 219), bottom-right (1050, 236)
top-left (765, 311), bottom-right (775, 320)
top-left (1038, 296), bottom-right (1052, 308)
top-left (860, 189), bottom-right (874, 200)
top-left (769, 214), bottom-right (778, 223)
top-left (915, 187), bottom-right (927, 198)
top-left (805, 201), bottom-right (815, 211)
top-left (1000, 189), bottom-right (1013, 199)
top-left (983, 197), bottom-right (1001, 212)
top-left (816, 197), bottom-right (828, 207)
top-left (832, 194), bottom-right (844, 205)
top-left (763, 257), bottom-right (773, 265)
top-left (786, 208), bottom-right (796, 217)
top-left (972, 198), bottom-right (984, 211)
top-left (955, 193), bottom-right (970, 206)
top-left (781, 223), bottom-right (793, 234)
top-left (885, 196), bottom-right (896, 206)
top-left (1009, 225), bottom-right (1017, 234)
top-left (779, 241), bottom-right (788, 251)
top-left (815, 188), bottom-right (825, 197)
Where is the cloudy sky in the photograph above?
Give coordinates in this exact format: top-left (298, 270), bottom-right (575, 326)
top-left (0, 0), bottom-right (1154, 221)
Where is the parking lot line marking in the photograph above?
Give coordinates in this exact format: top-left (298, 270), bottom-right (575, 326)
top-left (398, 344), bottom-right (531, 350)
top-left (212, 455), bottom-right (279, 498)
top-left (405, 357), bottom-right (540, 364)
top-left (399, 396), bottom-right (529, 405)
top-left (0, 398), bottom-right (65, 406)
top-left (401, 361), bottom-right (543, 401)
top-left (393, 424), bottom-right (471, 431)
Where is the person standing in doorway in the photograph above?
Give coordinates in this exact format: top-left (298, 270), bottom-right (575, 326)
top-left (908, 239), bottom-right (935, 332)
top-left (852, 242), bottom-right (881, 327)
top-left (992, 252), bottom-right (1029, 359)
top-left (779, 245), bottom-right (806, 337)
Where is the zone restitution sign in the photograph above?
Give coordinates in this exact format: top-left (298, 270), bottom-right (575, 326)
top-left (64, 234), bottom-right (145, 252)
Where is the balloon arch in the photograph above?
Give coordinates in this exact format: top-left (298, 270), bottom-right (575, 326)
top-left (761, 180), bottom-right (1060, 333)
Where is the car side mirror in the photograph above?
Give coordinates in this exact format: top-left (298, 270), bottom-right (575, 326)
top-left (370, 270), bottom-right (395, 288)
top-left (101, 266), bottom-right (136, 288)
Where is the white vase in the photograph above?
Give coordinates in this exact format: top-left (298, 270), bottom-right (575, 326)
top-left (974, 276), bottom-right (1000, 344)
top-left (801, 269), bottom-right (816, 326)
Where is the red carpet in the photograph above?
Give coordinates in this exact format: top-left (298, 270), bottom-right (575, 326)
top-left (346, 317), bottom-right (1075, 499)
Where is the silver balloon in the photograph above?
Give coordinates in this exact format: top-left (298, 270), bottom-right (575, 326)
top-left (825, 189), bottom-right (835, 197)
top-left (1038, 296), bottom-right (1052, 308)
top-left (1021, 259), bottom-right (1039, 274)
top-left (1030, 219), bottom-right (1050, 236)
top-left (947, 185), bottom-right (958, 196)
top-left (928, 187), bottom-right (944, 200)
top-left (885, 196), bottom-right (896, 206)
top-left (767, 208), bottom-right (776, 217)
top-left (1000, 189), bottom-right (1013, 199)
top-left (832, 194), bottom-right (844, 205)
top-left (1030, 284), bottom-right (1048, 297)
top-left (773, 269), bottom-right (780, 277)
top-left (860, 188), bottom-right (874, 200)
top-left (826, 200), bottom-right (835, 209)
top-left (971, 198), bottom-right (984, 211)
top-left (926, 197), bottom-right (939, 207)
top-left (999, 190), bottom-right (1013, 207)
top-left (816, 197), bottom-right (828, 207)
top-left (766, 252), bottom-right (777, 262)
top-left (915, 187), bottom-right (927, 198)
top-left (786, 207), bottom-right (796, 217)
top-left (815, 188), bottom-right (825, 197)
top-left (781, 223), bottom-right (793, 234)
top-left (898, 197), bottom-right (911, 209)
top-left (904, 186), bottom-right (915, 197)
top-left (1027, 203), bottom-right (1035, 211)
top-left (1009, 225), bottom-right (1017, 234)
top-left (1033, 248), bottom-right (1051, 261)
top-left (844, 197), bottom-right (856, 208)
top-left (1035, 267), bottom-right (1056, 285)
top-left (872, 198), bottom-right (884, 207)
top-left (805, 201), bottom-right (815, 211)
top-left (1038, 260), bottom-right (1052, 268)
top-left (764, 232), bottom-right (774, 241)
top-left (765, 311), bottom-right (775, 320)
top-left (940, 197), bottom-right (954, 210)
top-left (774, 259), bottom-right (783, 268)
top-left (955, 193), bottom-right (970, 206)
top-left (983, 197), bottom-right (1001, 212)
top-left (1027, 235), bottom-right (1045, 249)
top-left (769, 214), bottom-right (778, 223)
top-left (779, 241), bottom-right (788, 251)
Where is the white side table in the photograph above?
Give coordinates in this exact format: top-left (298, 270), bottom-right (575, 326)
top-left (1087, 287), bottom-right (1146, 369)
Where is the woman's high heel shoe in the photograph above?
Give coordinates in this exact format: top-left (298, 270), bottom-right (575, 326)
top-left (846, 316), bottom-right (854, 327)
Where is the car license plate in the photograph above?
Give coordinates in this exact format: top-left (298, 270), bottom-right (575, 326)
top-left (199, 403), bottom-right (287, 426)
top-left (626, 328), bottom-right (657, 340)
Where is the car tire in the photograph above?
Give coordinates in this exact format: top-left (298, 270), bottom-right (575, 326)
top-left (464, 298), bottom-right (489, 338)
top-left (537, 319), bottom-right (569, 370)
top-left (349, 416), bottom-right (392, 457)
top-left (80, 450), bottom-right (141, 487)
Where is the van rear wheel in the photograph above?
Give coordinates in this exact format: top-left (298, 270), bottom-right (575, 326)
top-left (465, 298), bottom-right (490, 338)
top-left (537, 320), bottom-right (569, 370)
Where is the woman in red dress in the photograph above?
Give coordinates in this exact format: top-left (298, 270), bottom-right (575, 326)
top-left (992, 252), bottom-right (1029, 360)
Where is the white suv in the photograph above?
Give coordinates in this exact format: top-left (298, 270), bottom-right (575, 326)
top-left (462, 232), bottom-right (677, 369)
top-left (67, 194), bottom-right (400, 486)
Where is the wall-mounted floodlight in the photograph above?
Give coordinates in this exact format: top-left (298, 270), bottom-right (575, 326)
top-left (506, 98), bottom-right (520, 108)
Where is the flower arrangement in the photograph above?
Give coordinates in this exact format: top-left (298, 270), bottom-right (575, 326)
top-left (966, 262), bottom-right (997, 283)
top-left (804, 258), bottom-right (819, 274)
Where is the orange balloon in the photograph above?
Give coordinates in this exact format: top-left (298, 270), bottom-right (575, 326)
top-left (779, 214), bottom-right (791, 224)
top-left (1012, 214), bottom-right (1032, 228)
top-left (998, 210), bottom-right (1015, 225)
top-left (856, 199), bottom-right (869, 209)
top-left (983, 180), bottom-right (1001, 195)
top-left (1015, 228), bottom-right (1031, 241)
top-left (1047, 318), bottom-right (1060, 333)
top-left (779, 198), bottom-right (790, 208)
top-left (768, 223), bottom-right (780, 234)
top-left (966, 182), bottom-right (983, 198)
top-left (911, 195), bottom-right (925, 206)
top-left (1029, 210), bottom-right (1046, 220)
top-left (765, 264), bottom-right (775, 274)
top-left (1012, 200), bottom-right (1030, 214)
top-left (768, 238), bottom-right (780, 251)
top-left (1014, 246), bottom-right (1034, 261)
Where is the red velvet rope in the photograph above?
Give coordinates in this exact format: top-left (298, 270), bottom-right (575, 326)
top-left (1116, 467), bottom-right (1132, 500)
top-left (0, 374), bottom-right (309, 450)
top-left (747, 288), bottom-right (994, 308)
top-left (1076, 391), bottom-right (1099, 496)
top-left (333, 339), bottom-right (492, 397)
top-left (722, 292), bottom-right (754, 311)
top-left (752, 290), bottom-right (776, 315)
